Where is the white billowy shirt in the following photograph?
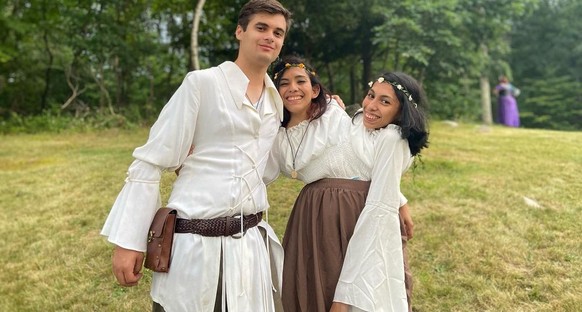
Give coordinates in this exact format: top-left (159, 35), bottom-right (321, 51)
top-left (101, 62), bottom-right (284, 312)
top-left (265, 100), bottom-right (408, 204)
top-left (266, 101), bottom-right (411, 311)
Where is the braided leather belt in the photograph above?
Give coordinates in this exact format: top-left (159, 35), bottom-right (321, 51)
top-left (175, 212), bottom-right (263, 238)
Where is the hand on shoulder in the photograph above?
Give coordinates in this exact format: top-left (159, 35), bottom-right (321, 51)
top-left (329, 94), bottom-right (346, 110)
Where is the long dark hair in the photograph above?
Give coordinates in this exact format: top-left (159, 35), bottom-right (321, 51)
top-left (356, 71), bottom-right (429, 156)
top-left (272, 55), bottom-right (331, 127)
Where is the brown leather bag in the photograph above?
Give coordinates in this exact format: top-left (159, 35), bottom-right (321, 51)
top-left (144, 208), bottom-right (177, 272)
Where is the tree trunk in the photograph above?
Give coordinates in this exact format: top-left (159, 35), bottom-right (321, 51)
top-left (114, 55), bottom-right (124, 108)
top-left (350, 65), bottom-right (356, 105)
top-left (480, 44), bottom-right (492, 124)
top-left (41, 1), bottom-right (53, 112)
top-left (361, 47), bottom-right (372, 96)
top-left (360, 0), bottom-right (373, 98)
top-left (92, 64), bottom-right (115, 115)
top-left (191, 0), bottom-right (206, 70)
top-left (326, 62), bottom-right (334, 92)
top-left (147, 63), bottom-right (155, 109)
top-left (41, 31), bottom-right (52, 112)
top-left (61, 65), bottom-right (87, 110)
top-left (480, 75), bottom-right (492, 125)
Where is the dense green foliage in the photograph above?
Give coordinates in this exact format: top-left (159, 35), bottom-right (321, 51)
top-left (0, 0), bottom-right (580, 132)
top-left (510, 0), bottom-right (582, 131)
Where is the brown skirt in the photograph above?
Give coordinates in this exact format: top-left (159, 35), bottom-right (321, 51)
top-left (281, 178), bottom-right (412, 312)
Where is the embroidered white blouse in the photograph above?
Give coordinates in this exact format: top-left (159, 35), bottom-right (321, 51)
top-left (101, 62), bottom-right (284, 312)
top-left (267, 101), bottom-right (411, 311)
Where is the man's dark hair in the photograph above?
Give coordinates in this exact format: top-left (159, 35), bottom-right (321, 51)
top-left (238, 0), bottom-right (292, 32)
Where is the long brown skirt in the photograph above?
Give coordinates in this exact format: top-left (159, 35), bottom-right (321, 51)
top-left (281, 178), bottom-right (412, 312)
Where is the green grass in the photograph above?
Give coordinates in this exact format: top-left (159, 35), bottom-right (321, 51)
top-left (0, 123), bottom-right (580, 311)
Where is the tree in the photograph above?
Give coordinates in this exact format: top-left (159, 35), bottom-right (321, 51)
top-left (456, 0), bottom-right (534, 125)
top-left (282, 0), bottom-right (388, 103)
top-left (191, 0), bottom-right (206, 70)
top-left (1, 0), bottom-right (578, 131)
top-left (510, 0), bottom-right (582, 130)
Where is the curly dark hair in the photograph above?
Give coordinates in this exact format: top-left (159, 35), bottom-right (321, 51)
top-left (355, 71), bottom-right (429, 156)
top-left (272, 55), bottom-right (331, 127)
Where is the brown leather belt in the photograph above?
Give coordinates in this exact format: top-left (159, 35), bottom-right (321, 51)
top-left (175, 212), bottom-right (263, 238)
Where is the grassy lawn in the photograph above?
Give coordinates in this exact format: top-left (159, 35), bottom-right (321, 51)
top-left (0, 122), bottom-right (581, 311)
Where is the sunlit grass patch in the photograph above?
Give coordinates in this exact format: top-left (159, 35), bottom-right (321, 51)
top-left (1, 123), bottom-right (581, 311)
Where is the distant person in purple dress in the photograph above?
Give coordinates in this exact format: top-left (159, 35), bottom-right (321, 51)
top-left (494, 75), bottom-right (521, 127)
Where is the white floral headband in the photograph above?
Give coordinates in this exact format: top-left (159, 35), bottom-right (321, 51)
top-left (368, 77), bottom-right (418, 108)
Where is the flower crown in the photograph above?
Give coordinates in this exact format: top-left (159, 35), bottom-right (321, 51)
top-left (273, 63), bottom-right (317, 80)
top-left (368, 77), bottom-right (418, 108)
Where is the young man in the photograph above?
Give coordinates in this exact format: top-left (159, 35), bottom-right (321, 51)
top-left (100, 1), bottom-right (292, 311)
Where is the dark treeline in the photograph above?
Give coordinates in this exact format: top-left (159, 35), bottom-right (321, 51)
top-left (0, 0), bottom-right (580, 131)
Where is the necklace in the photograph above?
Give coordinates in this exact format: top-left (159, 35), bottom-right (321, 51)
top-left (284, 121), bottom-right (311, 179)
top-left (245, 85), bottom-right (265, 111)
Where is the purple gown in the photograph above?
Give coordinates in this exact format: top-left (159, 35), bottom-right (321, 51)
top-left (495, 83), bottom-right (520, 127)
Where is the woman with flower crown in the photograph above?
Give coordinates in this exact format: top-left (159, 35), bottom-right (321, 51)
top-left (266, 55), bottom-right (429, 312)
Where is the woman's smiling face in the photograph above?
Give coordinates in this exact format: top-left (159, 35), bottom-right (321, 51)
top-left (362, 82), bottom-right (401, 129)
top-left (277, 67), bottom-right (320, 120)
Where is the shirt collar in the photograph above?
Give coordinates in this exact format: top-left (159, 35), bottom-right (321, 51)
top-left (219, 61), bottom-right (283, 122)
top-left (264, 75), bottom-right (284, 121)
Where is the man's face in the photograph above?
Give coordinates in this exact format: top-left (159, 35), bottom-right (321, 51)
top-left (236, 13), bottom-right (287, 66)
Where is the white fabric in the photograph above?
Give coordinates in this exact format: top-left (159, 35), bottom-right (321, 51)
top-left (101, 61), bottom-right (284, 312)
top-left (266, 103), bottom-right (408, 203)
top-left (268, 105), bottom-right (411, 311)
top-left (333, 117), bottom-right (411, 311)
top-left (284, 103), bottom-right (365, 183)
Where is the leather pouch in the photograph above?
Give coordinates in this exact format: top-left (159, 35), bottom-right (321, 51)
top-left (144, 208), bottom-right (177, 272)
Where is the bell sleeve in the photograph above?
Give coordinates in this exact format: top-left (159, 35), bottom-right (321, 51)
top-left (100, 72), bottom-right (201, 252)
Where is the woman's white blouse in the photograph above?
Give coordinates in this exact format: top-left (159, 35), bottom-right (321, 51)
top-left (266, 103), bottom-right (409, 204)
top-left (268, 102), bottom-right (370, 183)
